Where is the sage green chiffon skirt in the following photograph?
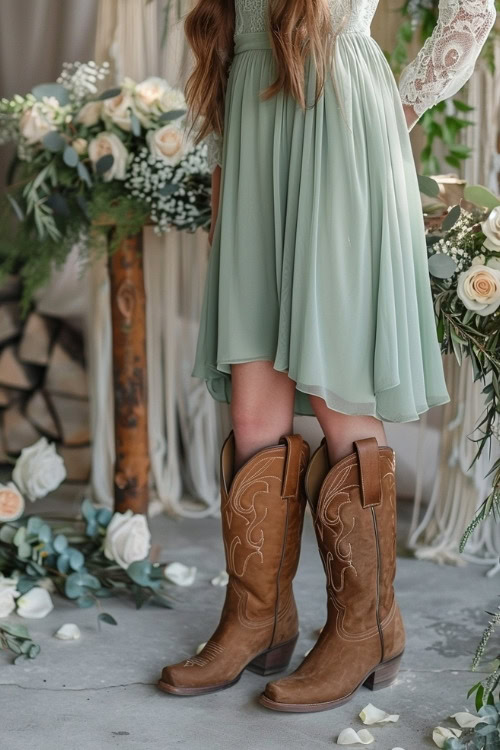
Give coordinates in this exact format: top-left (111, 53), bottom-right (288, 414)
top-left (192, 30), bottom-right (450, 421)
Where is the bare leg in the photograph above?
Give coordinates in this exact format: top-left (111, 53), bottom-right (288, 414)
top-left (309, 395), bottom-right (387, 466)
top-left (231, 361), bottom-right (296, 471)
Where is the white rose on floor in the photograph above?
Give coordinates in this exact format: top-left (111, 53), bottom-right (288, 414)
top-left (0, 575), bottom-right (20, 618)
top-left (146, 124), bottom-right (187, 166)
top-left (0, 481), bottom-right (25, 521)
top-left (104, 510), bottom-right (151, 569)
top-left (102, 92), bottom-right (136, 132)
top-left (457, 262), bottom-right (500, 316)
top-left (17, 587), bottom-right (54, 619)
top-left (76, 100), bottom-right (102, 127)
top-left (54, 623), bottom-right (81, 640)
top-left (88, 132), bottom-right (129, 181)
top-left (482, 207), bottom-right (500, 251)
top-left (19, 102), bottom-right (53, 144)
top-left (164, 562), bottom-right (197, 586)
top-left (12, 437), bottom-right (66, 502)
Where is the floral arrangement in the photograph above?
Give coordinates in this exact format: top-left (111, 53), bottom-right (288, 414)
top-left (0, 437), bottom-right (175, 663)
top-left (0, 61), bottom-right (211, 311)
top-left (423, 179), bottom-right (500, 531)
top-left (422, 177), bottom-right (500, 740)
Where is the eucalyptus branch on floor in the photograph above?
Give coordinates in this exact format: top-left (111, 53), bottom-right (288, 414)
top-left (0, 622), bottom-right (40, 664)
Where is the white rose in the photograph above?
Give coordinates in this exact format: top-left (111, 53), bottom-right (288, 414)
top-left (0, 588), bottom-right (18, 618)
top-left (471, 253), bottom-right (486, 266)
top-left (135, 77), bottom-right (170, 112)
top-left (88, 132), bottom-right (129, 181)
top-left (102, 92), bottom-right (136, 131)
top-left (76, 100), bottom-right (102, 127)
top-left (17, 587), bottom-right (54, 619)
top-left (19, 102), bottom-right (53, 144)
top-left (12, 437), bottom-right (66, 502)
top-left (72, 137), bottom-right (88, 155)
top-left (457, 262), bottom-right (500, 316)
top-left (0, 481), bottom-right (25, 521)
top-left (159, 88), bottom-right (186, 115)
top-left (482, 207), bottom-right (500, 251)
top-left (0, 574), bottom-right (20, 618)
top-left (146, 124), bottom-right (187, 166)
top-left (103, 510), bottom-right (151, 569)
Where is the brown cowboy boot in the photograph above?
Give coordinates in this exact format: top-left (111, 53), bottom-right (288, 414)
top-left (158, 429), bottom-right (310, 696)
top-left (259, 436), bottom-right (406, 712)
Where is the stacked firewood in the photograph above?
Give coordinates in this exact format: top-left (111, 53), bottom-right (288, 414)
top-left (0, 275), bottom-right (90, 482)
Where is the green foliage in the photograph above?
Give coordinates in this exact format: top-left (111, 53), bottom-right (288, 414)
top-left (442, 704), bottom-right (500, 749)
top-left (0, 622), bottom-right (40, 664)
top-left (0, 497), bottom-right (175, 661)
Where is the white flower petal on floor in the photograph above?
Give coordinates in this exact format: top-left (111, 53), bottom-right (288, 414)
top-left (337, 728), bottom-right (375, 745)
top-left (359, 702), bottom-right (400, 724)
top-left (432, 727), bottom-right (462, 747)
top-left (164, 562), bottom-right (197, 586)
top-left (211, 570), bottom-right (229, 587)
top-left (196, 642), bottom-right (207, 655)
top-left (451, 712), bottom-right (484, 728)
top-left (54, 623), bottom-right (81, 640)
top-left (17, 587), bottom-right (54, 619)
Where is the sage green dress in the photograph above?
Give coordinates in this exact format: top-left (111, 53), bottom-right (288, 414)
top-left (191, 0), bottom-right (492, 421)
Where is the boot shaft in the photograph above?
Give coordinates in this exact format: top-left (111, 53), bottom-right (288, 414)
top-left (306, 438), bottom-right (397, 639)
top-left (220, 432), bottom-right (310, 627)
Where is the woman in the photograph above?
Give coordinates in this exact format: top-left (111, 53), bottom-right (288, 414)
top-left (158, 0), bottom-right (497, 712)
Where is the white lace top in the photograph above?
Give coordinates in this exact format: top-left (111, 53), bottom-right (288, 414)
top-left (205, 0), bottom-right (497, 169)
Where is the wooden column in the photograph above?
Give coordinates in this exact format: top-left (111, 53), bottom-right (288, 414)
top-left (107, 231), bottom-right (150, 514)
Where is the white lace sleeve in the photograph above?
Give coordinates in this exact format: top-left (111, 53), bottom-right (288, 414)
top-left (398, 0), bottom-right (497, 127)
top-left (205, 131), bottom-right (223, 172)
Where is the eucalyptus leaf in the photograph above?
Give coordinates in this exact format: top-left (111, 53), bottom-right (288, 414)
top-left (81, 498), bottom-right (97, 521)
top-left (68, 548), bottom-right (85, 571)
top-left (28, 643), bottom-right (40, 659)
top-left (464, 185), bottom-right (500, 210)
top-left (26, 518), bottom-right (42, 535)
top-left (42, 131), bottom-right (66, 153)
top-left (57, 554), bottom-right (70, 574)
top-left (95, 154), bottom-right (114, 176)
top-left (97, 87), bottom-right (122, 101)
top-left (32, 82), bottom-right (69, 105)
top-left (428, 253), bottom-right (458, 279)
top-left (418, 174), bottom-right (440, 198)
top-left (77, 161), bottom-right (92, 187)
top-left (76, 593), bottom-right (95, 608)
top-left (53, 534), bottom-right (68, 554)
top-left (17, 541), bottom-right (32, 559)
top-left (158, 109), bottom-right (186, 122)
top-left (442, 204), bottom-right (461, 232)
top-left (0, 525), bottom-right (16, 544)
top-left (15, 576), bottom-right (37, 594)
top-left (98, 613), bottom-right (118, 626)
top-left (127, 560), bottom-right (153, 586)
top-left (38, 524), bottom-right (52, 544)
top-left (63, 145), bottom-right (79, 168)
top-left (0, 623), bottom-right (30, 639)
top-left (96, 508), bottom-right (112, 527)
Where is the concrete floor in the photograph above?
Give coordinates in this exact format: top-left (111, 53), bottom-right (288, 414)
top-left (0, 497), bottom-right (496, 750)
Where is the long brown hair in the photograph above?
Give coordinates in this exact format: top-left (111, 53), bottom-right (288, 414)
top-left (184, 0), bottom-right (351, 142)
